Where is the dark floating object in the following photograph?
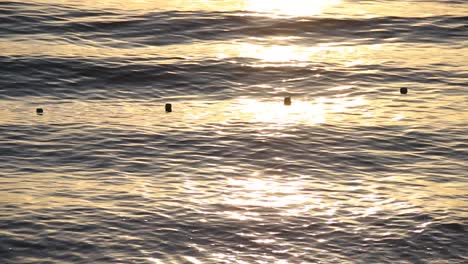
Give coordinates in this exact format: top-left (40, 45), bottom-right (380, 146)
top-left (165, 103), bottom-right (172, 112)
top-left (36, 108), bottom-right (44, 114)
top-left (284, 97), bottom-right (292, 106)
top-left (400, 87), bottom-right (408, 94)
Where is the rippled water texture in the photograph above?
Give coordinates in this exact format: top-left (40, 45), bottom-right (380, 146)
top-left (1, 0), bottom-right (467, 263)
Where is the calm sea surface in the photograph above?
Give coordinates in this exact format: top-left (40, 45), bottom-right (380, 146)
top-left (1, 0), bottom-right (467, 263)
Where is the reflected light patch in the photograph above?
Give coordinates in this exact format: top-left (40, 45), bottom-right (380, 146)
top-left (0, 95), bottom-right (368, 133)
top-left (234, 96), bottom-right (367, 127)
top-left (237, 44), bottom-right (326, 63)
top-left (148, 258), bottom-right (164, 264)
top-left (391, 112), bottom-right (405, 121)
top-left (253, 238), bottom-right (276, 244)
top-left (245, 0), bottom-right (341, 17)
top-left (220, 211), bottom-right (263, 221)
top-left (237, 99), bottom-right (327, 126)
top-left (223, 178), bottom-right (307, 208)
top-left (183, 256), bottom-right (202, 264)
top-left (234, 43), bottom-right (380, 67)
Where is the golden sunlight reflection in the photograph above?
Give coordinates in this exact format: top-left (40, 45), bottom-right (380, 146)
top-left (4, 93), bottom-right (466, 133)
top-left (4, 38), bottom-right (467, 72)
top-left (2, 89), bottom-right (467, 136)
top-left (236, 98), bottom-right (327, 126)
top-left (223, 177), bottom-right (307, 208)
top-left (213, 172), bottom-right (468, 222)
top-left (0, 96), bottom-right (367, 129)
top-left (234, 43), bottom-right (375, 65)
top-left (245, 0), bottom-right (341, 17)
top-left (234, 96), bottom-right (368, 128)
top-left (0, 40), bottom-right (378, 65)
top-left (28, 0), bottom-right (341, 17)
top-left (26, 0), bottom-right (467, 17)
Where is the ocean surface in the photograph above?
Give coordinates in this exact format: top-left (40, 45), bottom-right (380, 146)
top-left (1, 0), bottom-right (467, 263)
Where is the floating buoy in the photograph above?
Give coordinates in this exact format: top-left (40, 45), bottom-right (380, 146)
top-left (400, 87), bottom-right (408, 94)
top-left (165, 103), bottom-right (172, 112)
top-left (284, 97), bottom-right (291, 106)
top-left (36, 108), bottom-right (44, 114)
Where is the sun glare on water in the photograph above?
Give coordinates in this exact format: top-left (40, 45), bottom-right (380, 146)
top-left (245, 0), bottom-right (341, 17)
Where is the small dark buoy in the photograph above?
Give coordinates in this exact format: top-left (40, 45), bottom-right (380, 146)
top-left (400, 87), bottom-right (408, 94)
top-left (36, 108), bottom-right (44, 114)
top-left (165, 103), bottom-right (172, 112)
top-left (284, 97), bottom-right (292, 106)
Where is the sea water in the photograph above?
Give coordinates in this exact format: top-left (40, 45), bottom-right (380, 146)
top-left (0, 0), bottom-right (467, 263)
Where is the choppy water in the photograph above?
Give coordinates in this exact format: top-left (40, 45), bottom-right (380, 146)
top-left (1, 0), bottom-right (467, 263)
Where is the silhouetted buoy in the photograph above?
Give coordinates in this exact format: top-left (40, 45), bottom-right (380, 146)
top-left (284, 97), bottom-right (291, 106)
top-left (165, 103), bottom-right (172, 112)
top-left (36, 108), bottom-right (44, 114)
top-left (400, 87), bottom-right (408, 94)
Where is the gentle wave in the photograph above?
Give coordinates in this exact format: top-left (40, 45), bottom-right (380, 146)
top-left (1, 2), bottom-right (467, 46)
top-left (1, 55), bottom-right (466, 100)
